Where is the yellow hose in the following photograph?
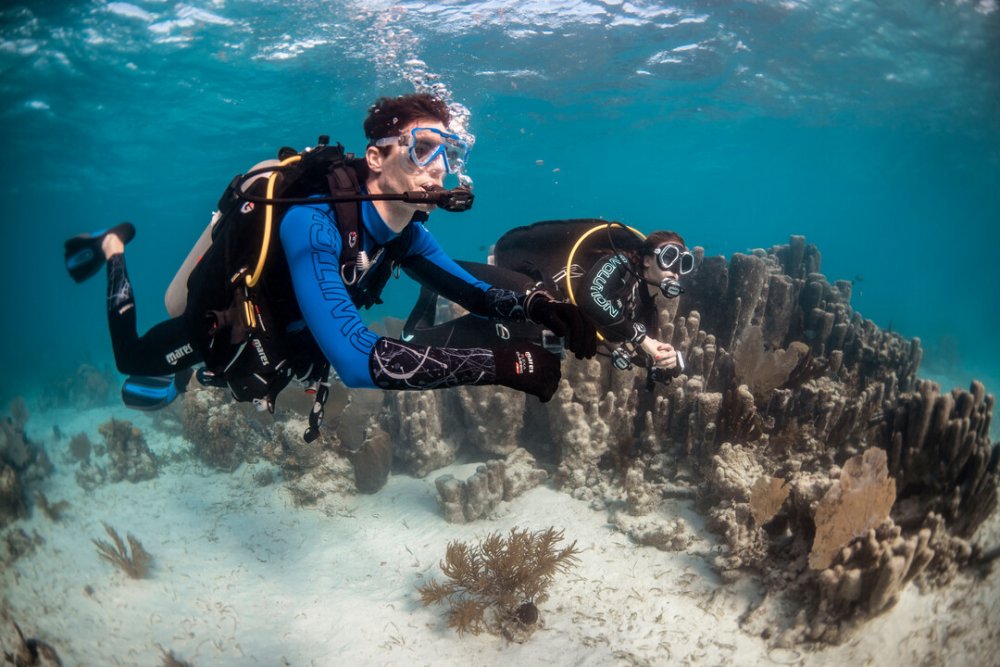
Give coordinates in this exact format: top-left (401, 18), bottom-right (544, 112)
top-left (246, 154), bottom-right (302, 287)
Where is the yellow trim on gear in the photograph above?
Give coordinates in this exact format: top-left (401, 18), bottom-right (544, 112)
top-left (246, 154), bottom-right (302, 288)
top-left (564, 223), bottom-right (645, 342)
top-left (243, 299), bottom-right (257, 328)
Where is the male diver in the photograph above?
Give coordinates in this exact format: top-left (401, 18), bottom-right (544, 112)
top-left (64, 94), bottom-right (598, 425)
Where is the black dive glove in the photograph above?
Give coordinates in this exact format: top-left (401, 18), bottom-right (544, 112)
top-left (493, 345), bottom-right (562, 403)
top-left (526, 293), bottom-right (598, 360)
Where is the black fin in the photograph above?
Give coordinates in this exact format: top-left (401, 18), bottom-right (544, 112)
top-left (64, 222), bottom-right (136, 283)
top-left (121, 367), bottom-right (191, 411)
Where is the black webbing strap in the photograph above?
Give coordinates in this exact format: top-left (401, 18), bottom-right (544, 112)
top-left (327, 165), bottom-right (363, 284)
top-left (303, 362), bottom-right (332, 443)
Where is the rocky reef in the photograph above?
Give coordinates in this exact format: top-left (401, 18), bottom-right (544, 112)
top-left (179, 383), bottom-right (355, 504)
top-left (375, 235), bottom-right (999, 645)
top-left (74, 418), bottom-right (159, 491)
top-left (0, 399), bottom-right (53, 529)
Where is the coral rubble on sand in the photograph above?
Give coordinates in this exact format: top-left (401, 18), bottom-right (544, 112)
top-left (378, 235), bottom-right (999, 645)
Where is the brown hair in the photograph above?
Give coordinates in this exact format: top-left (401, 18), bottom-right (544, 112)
top-left (640, 230), bottom-right (686, 257)
top-left (364, 94), bottom-right (451, 152)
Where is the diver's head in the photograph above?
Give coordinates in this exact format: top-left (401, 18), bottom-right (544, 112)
top-left (639, 231), bottom-right (694, 299)
top-left (364, 93), bottom-right (452, 150)
top-left (364, 94), bottom-right (471, 210)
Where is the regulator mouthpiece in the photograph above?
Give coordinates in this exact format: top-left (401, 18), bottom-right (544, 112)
top-left (405, 185), bottom-right (475, 212)
top-left (660, 279), bottom-right (684, 299)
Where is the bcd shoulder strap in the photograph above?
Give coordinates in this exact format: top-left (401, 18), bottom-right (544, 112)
top-left (327, 160), bottom-right (365, 287)
top-left (324, 160), bottom-right (425, 309)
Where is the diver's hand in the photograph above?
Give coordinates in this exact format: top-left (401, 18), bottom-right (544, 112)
top-left (641, 338), bottom-right (679, 369)
top-left (492, 345), bottom-right (561, 402)
top-left (526, 295), bottom-right (598, 359)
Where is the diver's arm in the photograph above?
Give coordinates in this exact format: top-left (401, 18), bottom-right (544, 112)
top-left (578, 253), bottom-right (647, 344)
top-left (399, 225), bottom-right (523, 317)
top-left (401, 226), bottom-right (597, 358)
top-left (280, 207), bottom-right (561, 398)
top-left (280, 204), bottom-right (382, 388)
top-left (400, 225), bottom-right (584, 321)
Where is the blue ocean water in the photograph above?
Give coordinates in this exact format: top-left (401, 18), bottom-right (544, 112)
top-left (1, 0), bottom-right (998, 405)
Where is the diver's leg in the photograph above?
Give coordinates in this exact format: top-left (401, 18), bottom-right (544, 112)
top-left (105, 252), bottom-right (198, 376)
top-left (456, 260), bottom-right (537, 292)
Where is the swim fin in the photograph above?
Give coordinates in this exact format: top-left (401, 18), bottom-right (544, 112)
top-left (64, 222), bottom-right (136, 283)
top-left (121, 367), bottom-right (192, 411)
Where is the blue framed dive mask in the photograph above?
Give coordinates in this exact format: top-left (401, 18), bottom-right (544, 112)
top-left (374, 127), bottom-right (470, 175)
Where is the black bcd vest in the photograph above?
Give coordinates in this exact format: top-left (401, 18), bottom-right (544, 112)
top-left (182, 141), bottom-right (420, 437)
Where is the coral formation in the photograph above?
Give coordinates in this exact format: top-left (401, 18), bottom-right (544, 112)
top-left (181, 385), bottom-right (269, 471)
top-left (434, 449), bottom-right (548, 523)
top-left (269, 416), bottom-right (354, 506)
top-left (180, 383), bottom-right (354, 500)
top-left (67, 432), bottom-right (92, 462)
top-left (172, 383), bottom-right (360, 501)
top-left (418, 526), bottom-right (580, 641)
top-left (380, 390), bottom-right (454, 477)
top-left (749, 475), bottom-right (791, 526)
top-left (809, 448), bottom-right (896, 570)
top-left (92, 522), bottom-right (152, 579)
top-left (100, 419), bottom-right (158, 483)
top-left (1, 398), bottom-right (53, 528)
top-left (347, 426), bottom-right (393, 494)
top-left (379, 235), bottom-right (999, 645)
top-left (380, 382), bottom-right (538, 478)
top-left (1, 527), bottom-right (42, 568)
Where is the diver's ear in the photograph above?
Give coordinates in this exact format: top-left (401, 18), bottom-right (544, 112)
top-left (641, 255), bottom-right (656, 280)
top-left (365, 145), bottom-right (383, 174)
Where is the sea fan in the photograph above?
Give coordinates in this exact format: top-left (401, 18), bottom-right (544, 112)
top-left (418, 526), bottom-right (580, 640)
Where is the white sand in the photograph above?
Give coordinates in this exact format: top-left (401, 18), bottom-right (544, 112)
top-left (4, 403), bottom-right (999, 667)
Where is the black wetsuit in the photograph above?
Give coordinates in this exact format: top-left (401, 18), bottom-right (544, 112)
top-left (106, 254), bottom-right (195, 376)
top-left (404, 249), bottom-right (658, 356)
top-left (573, 252), bottom-right (655, 346)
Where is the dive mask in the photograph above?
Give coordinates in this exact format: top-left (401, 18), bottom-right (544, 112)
top-left (374, 127), bottom-right (471, 175)
top-left (654, 243), bottom-right (695, 275)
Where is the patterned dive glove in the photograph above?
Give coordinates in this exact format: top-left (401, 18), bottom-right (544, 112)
top-left (367, 337), bottom-right (560, 402)
top-left (492, 345), bottom-right (562, 402)
top-left (525, 292), bottom-right (598, 360)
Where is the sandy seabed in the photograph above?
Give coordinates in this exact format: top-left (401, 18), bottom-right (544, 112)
top-left (3, 403), bottom-right (999, 667)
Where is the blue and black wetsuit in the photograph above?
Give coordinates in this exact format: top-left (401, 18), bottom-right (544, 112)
top-left (103, 187), bottom-right (561, 400)
top-left (280, 197), bottom-right (537, 390)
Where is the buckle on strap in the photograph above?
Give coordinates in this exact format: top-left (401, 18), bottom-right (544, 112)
top-left (303, 363), bottom-right (332, 443)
